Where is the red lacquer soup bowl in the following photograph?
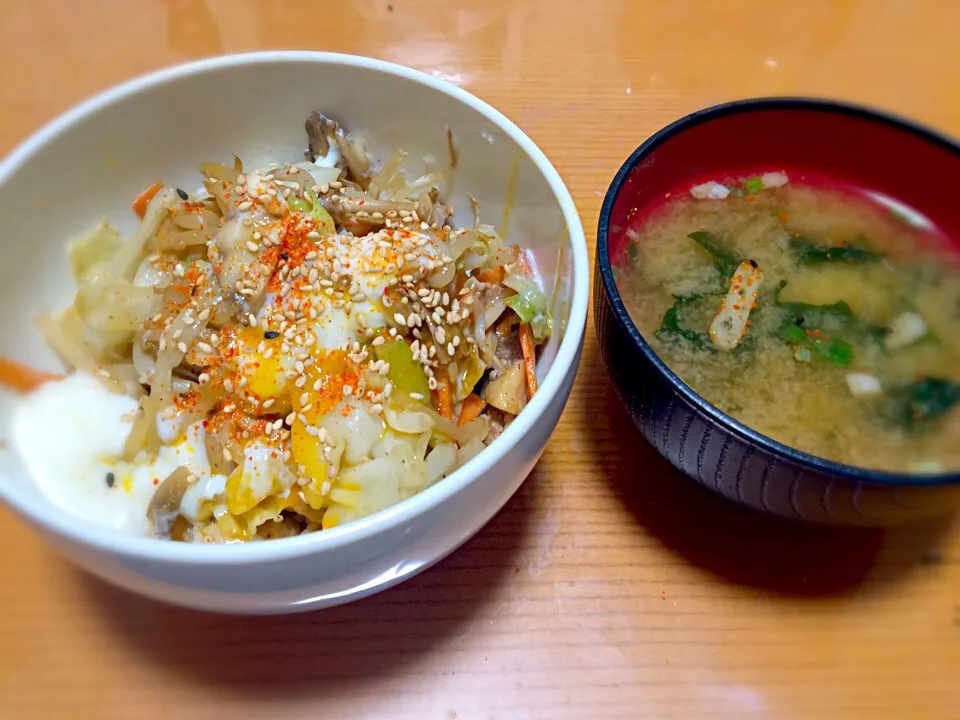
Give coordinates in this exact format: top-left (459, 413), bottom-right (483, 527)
top-left (594, 98), bottom-right (960, 526)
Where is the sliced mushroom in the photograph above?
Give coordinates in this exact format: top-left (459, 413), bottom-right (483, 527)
top-left (146, 466), bottom-right (192, 538)
top-left (483, 359), bottom-right (527, 415)
top-left (305, 111), bottom-right (335, 161)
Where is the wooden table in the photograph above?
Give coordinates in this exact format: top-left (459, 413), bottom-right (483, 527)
top-left (1, 1), bottom-right (958, 718)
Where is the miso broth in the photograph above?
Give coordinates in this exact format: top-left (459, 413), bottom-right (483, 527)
top-left (615, 174), bottom-right (960, 474)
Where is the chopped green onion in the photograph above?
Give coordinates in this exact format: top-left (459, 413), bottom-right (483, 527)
top-left (742, 176), bottom-right (765, 194)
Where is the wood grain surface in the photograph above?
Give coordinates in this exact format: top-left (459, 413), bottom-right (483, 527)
top-left (1, 1), bottom-right (958, 718)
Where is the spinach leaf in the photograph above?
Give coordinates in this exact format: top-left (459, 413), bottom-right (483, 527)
top-left (656, 295), bottom-right (714, 351)
top-left (688, 231), bottom-right (740, 277)
top-left (887, 377), bottom-right (960, 429)
top-left (790, 235), bottom-right (884, 265)
top-left (775, 280), bottom-right (855, 328)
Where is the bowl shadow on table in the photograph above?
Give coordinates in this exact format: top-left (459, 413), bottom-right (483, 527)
top-left (76, 468), bottom-right (538, 698)
top-left (582, 348), bottom-right (955, 597)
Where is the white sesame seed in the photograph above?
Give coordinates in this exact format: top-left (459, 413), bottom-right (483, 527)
top-left (301, 403), bottom-right (313, 413)
top-left (177, 341), bottom-right (188, 353)
top-left (262, 398), bottom-right (275, 409)
top-left (326, 465), bottom-right (337, 479)
top-left (246, 241), bottom-right (259, 253)
top-left (197, 341), bottom-right (213, 354)
top-left (198, 372), bottom-right (210, 385)
top-left (305, 425), bottom-right (319, 436)
top-left (295, 376), bottom-right (307, 388)
top-left (224, 379), bottom-right (235, 393)
top-left (428, 377), bottom-right (438, 390)
top-left (447, 341), bottom-right (456, 356)
top-left (409, 392), bottom-right (424, 400)
top-left (372, 336), bottom-right (385, 347)
top-left (222, 447), bottom-right (233, 462)
top-left (172, 329), bottom-right (183, 340)
top-left (237, 200), bottom-right (252, 211)
top-left (159, 338), bottom-right (167, 351)
top-left (394, 312), bottom-right (408, 326)
top-left (407, 312), bottom-right (418, 327)
top-left (174, 263), bottom-right (185, 277)
top-left (285, 412), bottom-right (296, 426)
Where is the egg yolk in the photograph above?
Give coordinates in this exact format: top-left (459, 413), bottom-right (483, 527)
top-left (290, 351), bottom-right (360, 493)
top-left (236, 326), bottom-right (289, 410)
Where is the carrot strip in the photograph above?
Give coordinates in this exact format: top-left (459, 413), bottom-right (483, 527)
top-left (0, 356), bottom-right (61, 393)
top-left (519, 323), bottom-right (538, 398)
top-left (434, 375), bottom-right (454, 420)
top-left (475, 266), bottom-right (505, 284)
top-left (132, 182), bottom-right (164, 218)
top-left (457, 393), bottom-right (486, 426)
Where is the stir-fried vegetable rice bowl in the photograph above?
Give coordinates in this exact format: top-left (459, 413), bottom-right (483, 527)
top-left (0, 53), bottom-right (587, 612)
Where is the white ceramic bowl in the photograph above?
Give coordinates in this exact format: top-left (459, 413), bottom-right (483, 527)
top-left (0, 52), bottom-right (588, 614)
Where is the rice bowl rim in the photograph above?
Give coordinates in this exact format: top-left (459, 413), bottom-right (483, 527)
top-left (0, 51), bottom-right (590, 564)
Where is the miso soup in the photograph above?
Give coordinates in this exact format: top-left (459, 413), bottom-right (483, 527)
top-left (615, 172), bottom-right (960, 474)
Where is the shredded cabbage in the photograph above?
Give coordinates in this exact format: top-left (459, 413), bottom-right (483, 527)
top-left (503, 270), bottom-right (553, 342)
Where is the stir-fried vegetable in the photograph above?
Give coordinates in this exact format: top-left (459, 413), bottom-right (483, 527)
top-left (24, 108), bottom-right (556, 544)
top-left (374, 339), bottom-right (431, 402)
top-left (132, 182), bottom-right (163, 218)
top-left (503, 269), bottom-right (552, 343)
top-left (0, 356), bottom-right (61, 393)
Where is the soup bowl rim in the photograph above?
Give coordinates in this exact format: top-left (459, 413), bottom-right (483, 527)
top-left (597, 96), bottom-right (960, 488)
